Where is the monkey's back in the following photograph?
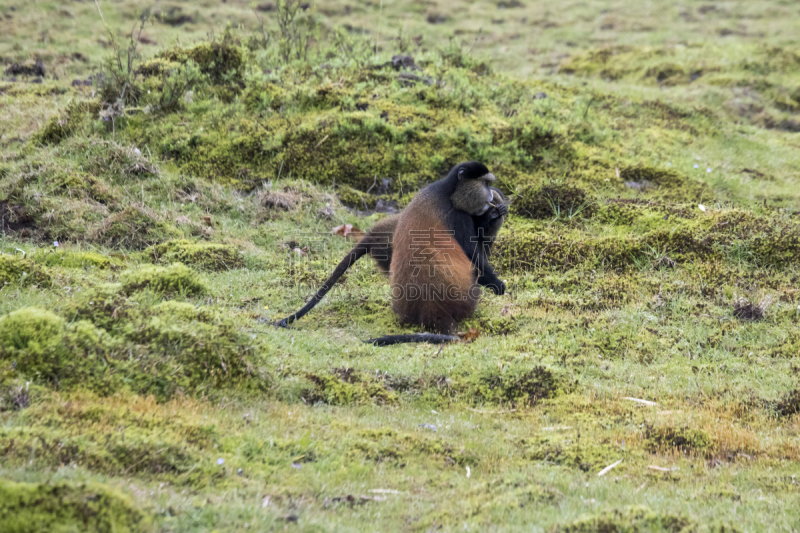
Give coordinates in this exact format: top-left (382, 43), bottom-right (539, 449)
top-left (389, 187), bottom-right (478, 333)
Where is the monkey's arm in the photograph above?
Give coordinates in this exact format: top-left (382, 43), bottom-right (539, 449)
top-left (476, 262), bottom-right (505, 295)
top-left (454, 217), bottom-right (506, 295)
top-left (473, 203), bottom-right (507, 254)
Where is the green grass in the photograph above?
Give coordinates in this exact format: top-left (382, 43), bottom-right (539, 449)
top-left (1, 1), bottom-right (799, 531)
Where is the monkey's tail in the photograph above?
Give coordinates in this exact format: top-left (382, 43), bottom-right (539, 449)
top-left (275, 244), bottom-right (369, 327)
top-left (365, 333), bottom-right (459, 346)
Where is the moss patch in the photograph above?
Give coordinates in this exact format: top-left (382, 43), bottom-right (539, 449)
top-left (0, 308), bottom-right (119, 391)
top-left (554, 505), bottom-right (740, 533)
top-left (468, 366), bottom-right (567, 406)
top-left (31, 250), bottom-right (113, 269)
top-left (120, 263), bottom-right (208, 296)
top-left (0, 479), bottom-right (149, 533)
top-left (513, 184), bottom-right (592, 220)
top-left (92, 206), bottom-right (183, 251)
top-left (0, 253), bottom-right (51, 287)
top-left (644, 424), bottom-right (714, 456)
top-left (32, 101), bottom-right (100, 145)
top-left (352, 427), bottom-right (475, 466)
top-left (0, 308), bottom-right (65, 380)
top-left (303, 369), bottom-right (398, 405)
top-left (775, 389), bottom-right (800, 418)
top-left (149, 240), bottom-right (242, 271)
top-left (518, 432), bottom-right (621, 472)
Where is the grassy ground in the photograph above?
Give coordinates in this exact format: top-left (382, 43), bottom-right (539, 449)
top-left (1, 1), bottom-right (799, 531)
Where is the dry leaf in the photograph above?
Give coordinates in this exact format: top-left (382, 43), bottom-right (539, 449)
top-left (622, 397), bottom-right (658, 406)
top-left (293, 247), bottom-right (307, 257)
top-left (647, 465), bottom-right (678, 472)
top-left (597, 459), bottom-right (623, 476)
top-left (332, 223), bottom-right (365, 240)
top-left (457, 327), bottom-right (480, 342)
top-left (500, 304), bottom-right (513, 317)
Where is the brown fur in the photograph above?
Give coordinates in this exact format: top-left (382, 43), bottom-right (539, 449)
top-left (390, 204), bottom-right (478, 332)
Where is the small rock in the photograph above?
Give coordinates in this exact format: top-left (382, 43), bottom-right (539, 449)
top-left (391, 55), bottom-right (420, 71)
top-left (317, 206), bottom-right (335, 219)
top-left (533, 91), bottom-right (547, 99)
top-left (418, 424), bottom-right (437, 432)
top-left (426, 12), bottom-right (449, 24)
top-left (375, 199), bottom-right (399, 214)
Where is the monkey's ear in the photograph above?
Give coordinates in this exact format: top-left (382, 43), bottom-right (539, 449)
top-left (458, 167), bottom-right (465, 180)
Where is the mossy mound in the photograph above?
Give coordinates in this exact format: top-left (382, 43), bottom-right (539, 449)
top-left (0, 479), bottom-right (149, 533)
top-left (495, 209), bottom-right (800, 272)
top-left (0, 253), bottom-right (51, 287)
top-left (353, 427), bottom-right (475, 466)
top-left (31, 250), bottom-right (112, 269)
top-left (9, 293), bottom-right (264, 399)
top-left (0, 308), bottom-right (119, 391)
top-left (120, 263), bottom-right (208, 296)
top-left (149, 240), bottom-right (242, 271)
top-left (0, 308), bottom-right (65, 379)
top-left (134, 300), bottom-right (260, 396)
top-left (513, 184), bottom-right (592, 220)
top-left (1, 424), bottom-right (210, 485)
top-left (32, 101), bottom-right (101, 145)
top-left (467, 366), bottom-right (567, 406)
top-left (156, 32), bottom-right (244, 85)
top-left (644, 424), bottom-right (714, 456)
top-left (619, 165), bottom-right (706, 200)
top-left (554, 505), bottom-right (740, 533)
top-left (303, 369), bottom-right (398, 405)
top-left (0, 150), bottom-right (182, 249)
top-left (72, 34), bottom-right (722, 195)
top-left (92, 206), bottom-right (183, 251)
top-left (775, 389), bottom-right (800, 418)
top-left (518, 433), bottom-right (621, 472)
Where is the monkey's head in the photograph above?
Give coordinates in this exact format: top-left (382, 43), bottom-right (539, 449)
top-left (449, 161), bottom-right (496, 216)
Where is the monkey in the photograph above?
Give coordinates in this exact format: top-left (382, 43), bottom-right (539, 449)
top-left (274, 182), bottom-right (507, 330)
top-left (364, 162), bottom-right (505, 346)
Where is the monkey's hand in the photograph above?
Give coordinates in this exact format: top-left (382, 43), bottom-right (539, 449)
top-left (274, 318), bottom-right (290, 328)
top-left (492, 203), bottom-right (508, 219)
top-left (488, 280), bottom-right (506, 295)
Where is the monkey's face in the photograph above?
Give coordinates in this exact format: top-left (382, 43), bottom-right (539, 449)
top-left (452, 162), bottom-right (496, 216)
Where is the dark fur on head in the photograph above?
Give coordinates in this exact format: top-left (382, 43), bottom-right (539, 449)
top-left (449, 161), bottom-right (496, 216)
